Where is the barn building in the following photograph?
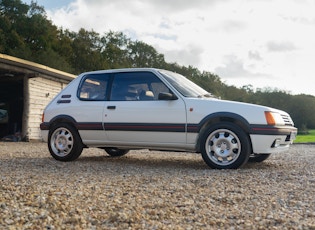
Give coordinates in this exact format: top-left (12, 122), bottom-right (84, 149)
top-left (0, 53), bottom-right (76, 141)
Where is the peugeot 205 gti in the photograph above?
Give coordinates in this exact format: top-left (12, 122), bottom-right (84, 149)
top-left (40, 68), bottom-right (297, 169)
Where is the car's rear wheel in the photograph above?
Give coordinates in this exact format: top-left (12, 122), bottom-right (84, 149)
top-left (248, 154), bottom-right (271, 163)
top-left (104, 147), bottom-right (129, 157)
top-left (200, 122), bottom-right (251, 169)
top-left (48, 123), bottom-right (83, 161)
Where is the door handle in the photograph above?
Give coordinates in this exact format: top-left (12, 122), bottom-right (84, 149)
top-left (107, 106), bottom-right (116, 110)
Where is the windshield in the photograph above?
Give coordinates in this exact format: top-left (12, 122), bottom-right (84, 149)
top-left (159, 69), bottom-right (212, 98)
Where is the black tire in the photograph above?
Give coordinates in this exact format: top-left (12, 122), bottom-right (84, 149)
top-left (248, 154), bottom-right (271, 163)
top-left (48, 123), bottom-right (83, 161)
top-left (200, 122), bottom-right (251, 169)
top-left (104, 147), bottom-right (129, 157)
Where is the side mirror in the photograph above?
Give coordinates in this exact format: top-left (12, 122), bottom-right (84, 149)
top-left (158, 92), bottom-right (178, 100)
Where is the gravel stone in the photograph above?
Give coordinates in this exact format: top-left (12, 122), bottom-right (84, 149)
top-left (0, 142), bottom-right (314, 229)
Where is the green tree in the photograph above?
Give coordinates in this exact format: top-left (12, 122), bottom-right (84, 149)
top-left (100, 31), bottom-right (131, 69)
top-left (129, 40), bottom-right (166, 68)
top-left (288, 94), bottom-right (315, 129)
top-left (0, 0), bottom-right (73, 71)
top-left (70, 28), bottom-right (103, 73)
top-left (0, 0), bottom-right (29, 55)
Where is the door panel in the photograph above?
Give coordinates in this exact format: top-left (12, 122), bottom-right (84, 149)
top-left (104, 71), bottom-right (187, 144)
top-left (104, 100), bottom-right (186, 143)
top-left (74, 73), bottom-right (110, 142)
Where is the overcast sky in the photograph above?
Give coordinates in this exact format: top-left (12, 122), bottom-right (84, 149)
top-left (24, 0), bottom-right (315, 96)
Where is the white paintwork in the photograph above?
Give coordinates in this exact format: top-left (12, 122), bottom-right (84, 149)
top-left (41, 68), bottom-right (297, 155)
top-left (250, 134), bottom-right (292, 154)
top-left (104, 99), bottom-right (186, 143)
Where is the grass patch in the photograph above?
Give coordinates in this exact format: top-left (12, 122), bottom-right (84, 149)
top-left (294, 129), bottom-right (315, 143)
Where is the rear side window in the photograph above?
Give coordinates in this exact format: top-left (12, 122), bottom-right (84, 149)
top-left (78, 73), bottom-right (110, 101)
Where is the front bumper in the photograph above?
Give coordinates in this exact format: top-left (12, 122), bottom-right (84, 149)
top-left (250, 125), bottom-right (297, 154)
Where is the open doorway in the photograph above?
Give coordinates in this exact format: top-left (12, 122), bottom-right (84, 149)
top-left (0, 75), bottom-right (24, 141)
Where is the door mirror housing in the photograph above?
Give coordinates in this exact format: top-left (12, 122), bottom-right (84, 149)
top-left (158, 92), bottom-right (178, 100)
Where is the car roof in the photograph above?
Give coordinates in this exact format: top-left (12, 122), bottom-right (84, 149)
top-left (79, 68), bottom-right (162, 76)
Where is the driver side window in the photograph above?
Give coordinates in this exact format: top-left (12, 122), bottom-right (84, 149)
top-left (110, 72), bottom-right (170, 101)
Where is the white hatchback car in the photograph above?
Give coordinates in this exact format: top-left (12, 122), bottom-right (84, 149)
top-left (40, 68), bottom-right (297, 169)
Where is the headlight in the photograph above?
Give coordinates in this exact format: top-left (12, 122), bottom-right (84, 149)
top-left (264, 111), bottom-right (285, 126)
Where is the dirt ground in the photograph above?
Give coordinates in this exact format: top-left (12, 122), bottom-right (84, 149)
top-left (0, 142), bottom-right (314, 229)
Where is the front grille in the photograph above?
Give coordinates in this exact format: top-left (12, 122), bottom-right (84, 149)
top-left (281, 114), bottom-right (294, 126)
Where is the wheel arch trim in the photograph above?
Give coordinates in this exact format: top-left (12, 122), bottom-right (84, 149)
top-left (195, 112), bottom-right (251, 152)
top-left (40, 114), bottom-right (77, 130)
top-left (198, 112), bottom-right (251, 131)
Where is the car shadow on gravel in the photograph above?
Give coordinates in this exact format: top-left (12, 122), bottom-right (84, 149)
top-left (76, 153), bottom-right (277, 171)
top-left (0, 152), bottom-right (277, 174)
top-left (78, 155), bottom-right (210, 170)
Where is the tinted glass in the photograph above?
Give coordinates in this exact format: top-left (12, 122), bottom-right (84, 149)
top-left (110, 72), bottom-right (170, 101)
top-left (78, 73), bottom-right (110, 101)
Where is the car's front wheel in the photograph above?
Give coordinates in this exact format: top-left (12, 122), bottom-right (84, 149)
top-left (48, 123), bottom-right (83, 161)
top-left (200, 122), bottom-right (251, 169)
top-left (103, 147), bottom-right (129, 157)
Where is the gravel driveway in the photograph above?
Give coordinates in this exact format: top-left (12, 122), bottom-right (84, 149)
top-left (0, 142), bottom-right (314, 229)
